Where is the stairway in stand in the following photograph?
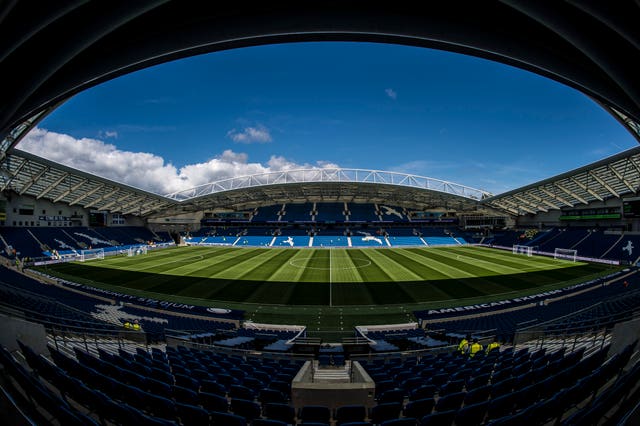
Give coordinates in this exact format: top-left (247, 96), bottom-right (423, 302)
top-left (313, 361), bottom-right (351, 383)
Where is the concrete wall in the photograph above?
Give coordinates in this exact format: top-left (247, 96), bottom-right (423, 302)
top-left (0, 314), bottom-right (47, 355)
top-left (609, 317), bottom-right (640, 365)
top-left (291, 361), bottom-right (376, 411)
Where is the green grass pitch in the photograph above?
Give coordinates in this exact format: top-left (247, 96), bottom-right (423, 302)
top-left (40, 245), bottom-right (616, 334)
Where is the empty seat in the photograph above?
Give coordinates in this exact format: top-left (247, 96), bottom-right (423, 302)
top-left (259, 388), bottom-right (287, 404)
top-left (463, 384), bottom-right (490, 405)
top-left (380, 419), bottom-right (418, 425)
top-left (253, 420), bottom-right (288, 426)
top-left (335, 405), bottom-right (367, 425)
top-left (454, 400), bottom-right (489, 426)
top-left (199, 391), bottom-right (228, 413)
top-left (229, 384), bottom-right (255, 400)
top-left (434, 391), bottom-right (465, 412)
top-left (378, 389), bottom-right (404, 404)
top-left (176, 402), bottom-right (209, 426)
top-left (209, 410), bottom-right (247, 426)
top-left (420, 409), bottom-right (457, 426)
top-left (230, 398), bottom-right (261, 422)
top-left (299, 405), bottom-right (331, 424)
top-left (409, 384), bottom-right (437, 401)
top-left (403, 398), bottom-right (434, 419)
top-left (369, 402), bottom-right (402, 424)
top-left (264, 402), bottom-right (296, 424)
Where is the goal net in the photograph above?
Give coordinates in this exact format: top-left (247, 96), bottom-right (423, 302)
top-left (79, 248), bottom-right (104, 262)
top-left (554, 248), bottom-right (577, 262)
top-left (128, 245), bottom-right (148, 257)
top-left (513, 245), bottom-right (533, 256)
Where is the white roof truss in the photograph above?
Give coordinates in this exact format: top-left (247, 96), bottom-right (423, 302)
top-left (483, 146), bottom-right (640, 215)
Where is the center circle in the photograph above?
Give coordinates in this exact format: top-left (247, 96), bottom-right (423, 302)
top-left (289, 256), bottom-right (372, 270)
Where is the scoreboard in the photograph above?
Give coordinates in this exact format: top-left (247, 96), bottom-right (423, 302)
top-left (623, 197), bottom-right (640, 218)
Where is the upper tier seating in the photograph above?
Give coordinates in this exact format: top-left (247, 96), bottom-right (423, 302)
top-left (314, 202), bottom-right (346, 222)
top-left (254, 204), bottom-right (284, 222)
top-left (346, 203), bottom-right (380, 222)
top-left (281, 203), bottom-right (312, 222)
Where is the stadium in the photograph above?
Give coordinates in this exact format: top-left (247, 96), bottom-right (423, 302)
top-left (1, 3), bottom-right (640, 426)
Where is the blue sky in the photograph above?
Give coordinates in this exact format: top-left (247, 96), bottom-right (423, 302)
top-left (19, 42), bottom-right (637, 195)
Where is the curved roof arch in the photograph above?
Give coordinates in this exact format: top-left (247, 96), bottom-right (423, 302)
top-left (1, 1), bottom-right (640, 156)
top-left (163, 168), bottom-right (492, 212)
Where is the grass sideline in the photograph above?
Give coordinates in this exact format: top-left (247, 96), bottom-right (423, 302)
top-left (38, 245), bottom-right (618, 334)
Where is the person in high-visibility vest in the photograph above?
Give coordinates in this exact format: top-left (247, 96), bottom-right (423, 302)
top-left (469, 339), bottom-right (483, 357)
top-left (458, 335), bottom-right (470, 354)
top-left (486, 339), bottom-right (501, 354)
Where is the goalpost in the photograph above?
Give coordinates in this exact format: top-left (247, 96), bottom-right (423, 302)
top-left (128, 245), bottom-right (148, 257)
top-left (78, 248), bottom-right (105, 262)
top-left (513, 244), bottom-right (533, 257)
top-left (554, 248), bottom-right (577, 262)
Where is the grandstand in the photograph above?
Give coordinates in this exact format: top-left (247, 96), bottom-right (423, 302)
top-left (2, 3), bottom-right (640, 426)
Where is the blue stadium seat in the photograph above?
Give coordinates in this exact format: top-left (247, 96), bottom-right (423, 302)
top-left (335, 405), bottom-right (367, 425)
top-left (230, 398), bottom-right (261, 422)
top-left (264, 402), bottom-right (296, 424)
top-left (199, 391), bottom-right (229, 413)
top-left (253, 419), bottom-right (288, 426)
top-left (209, 410), bottom-right (247, 426)
top-left (176, 402), bottom-right (209, 426)
top-left (299, 405), bottom-right (331, 424)
top-left (369, 402), bottom-right (402, 424)
top-left (403, 398), bottom-right (434, 419)
top-left (454, 400), bottom-right (489, 426)
top-left (380, 419), bottom-right (418, 426)
top-left (420, 409), bottom-right (457, 426)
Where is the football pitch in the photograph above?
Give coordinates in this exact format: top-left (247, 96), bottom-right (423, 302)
top-left (44, 245), bottom-right (613, 313)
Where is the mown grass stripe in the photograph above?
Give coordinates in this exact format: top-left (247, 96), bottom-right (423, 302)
top-left (366, 249), bottom-right (425, 281)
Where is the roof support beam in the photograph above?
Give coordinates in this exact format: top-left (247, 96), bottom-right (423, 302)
top-left (95, 193), bottom-right (135, 211)
top-left (141, 203), bottom-right (169, 216)
top-left (69, 184), bottom-right (104, 206)
top-left (512, 194), bottom-right (548, 213)
top-left (568, 176), bottom-right (604, 202)
top-left (627, 157), bottom-right (640, 177)
top-left (122, 199), bottom-right (151, 215)
top-left (498, 198), bottom-right (536, 215)
top-left (118, 196), bottom-right (147, 213)
top-left (554, 182), bottom-right (588, 205)
top-left (538, 186), bottom-right (573, 207)
top-left (36, 172), bottom-right (69, 199)
top-left (19, 167), bottom-right (48, 195)
top-left (522, 192), bottom-right (560, 210)
top-left (84, 188), bottom-right (120, 209)
top-left (589, 170), bottom-right (619, 197)
top-left (608, 164), bottom-right (635, 193)
top-left (53, 179), bottom-right (88, 203)
top-left (0, 158), bottom-right (27, 191)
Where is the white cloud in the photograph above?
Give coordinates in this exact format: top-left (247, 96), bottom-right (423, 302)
top-left (227, 125), bottom-right (272, 144)
top-left (98, 130), bottom-right (118, 139)
top-left (17, 127), bottom-right (337, 195)
top-left (385, 88), bottom-right (397, 100)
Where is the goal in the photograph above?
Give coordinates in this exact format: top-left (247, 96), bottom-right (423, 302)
top-left (554, 248), bottom-right (577, 262)
top-left (128, 245), bottom-right (148, 257)
top-left (513, 245), bottom-right (533, 256)
top-left (79, 248), bottom-right (105, 262)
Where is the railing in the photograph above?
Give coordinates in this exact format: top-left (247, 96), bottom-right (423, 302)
top-left (512, 304), bottom-right (640, 352)
top-left (165, 329), bottom-right (315, 363)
